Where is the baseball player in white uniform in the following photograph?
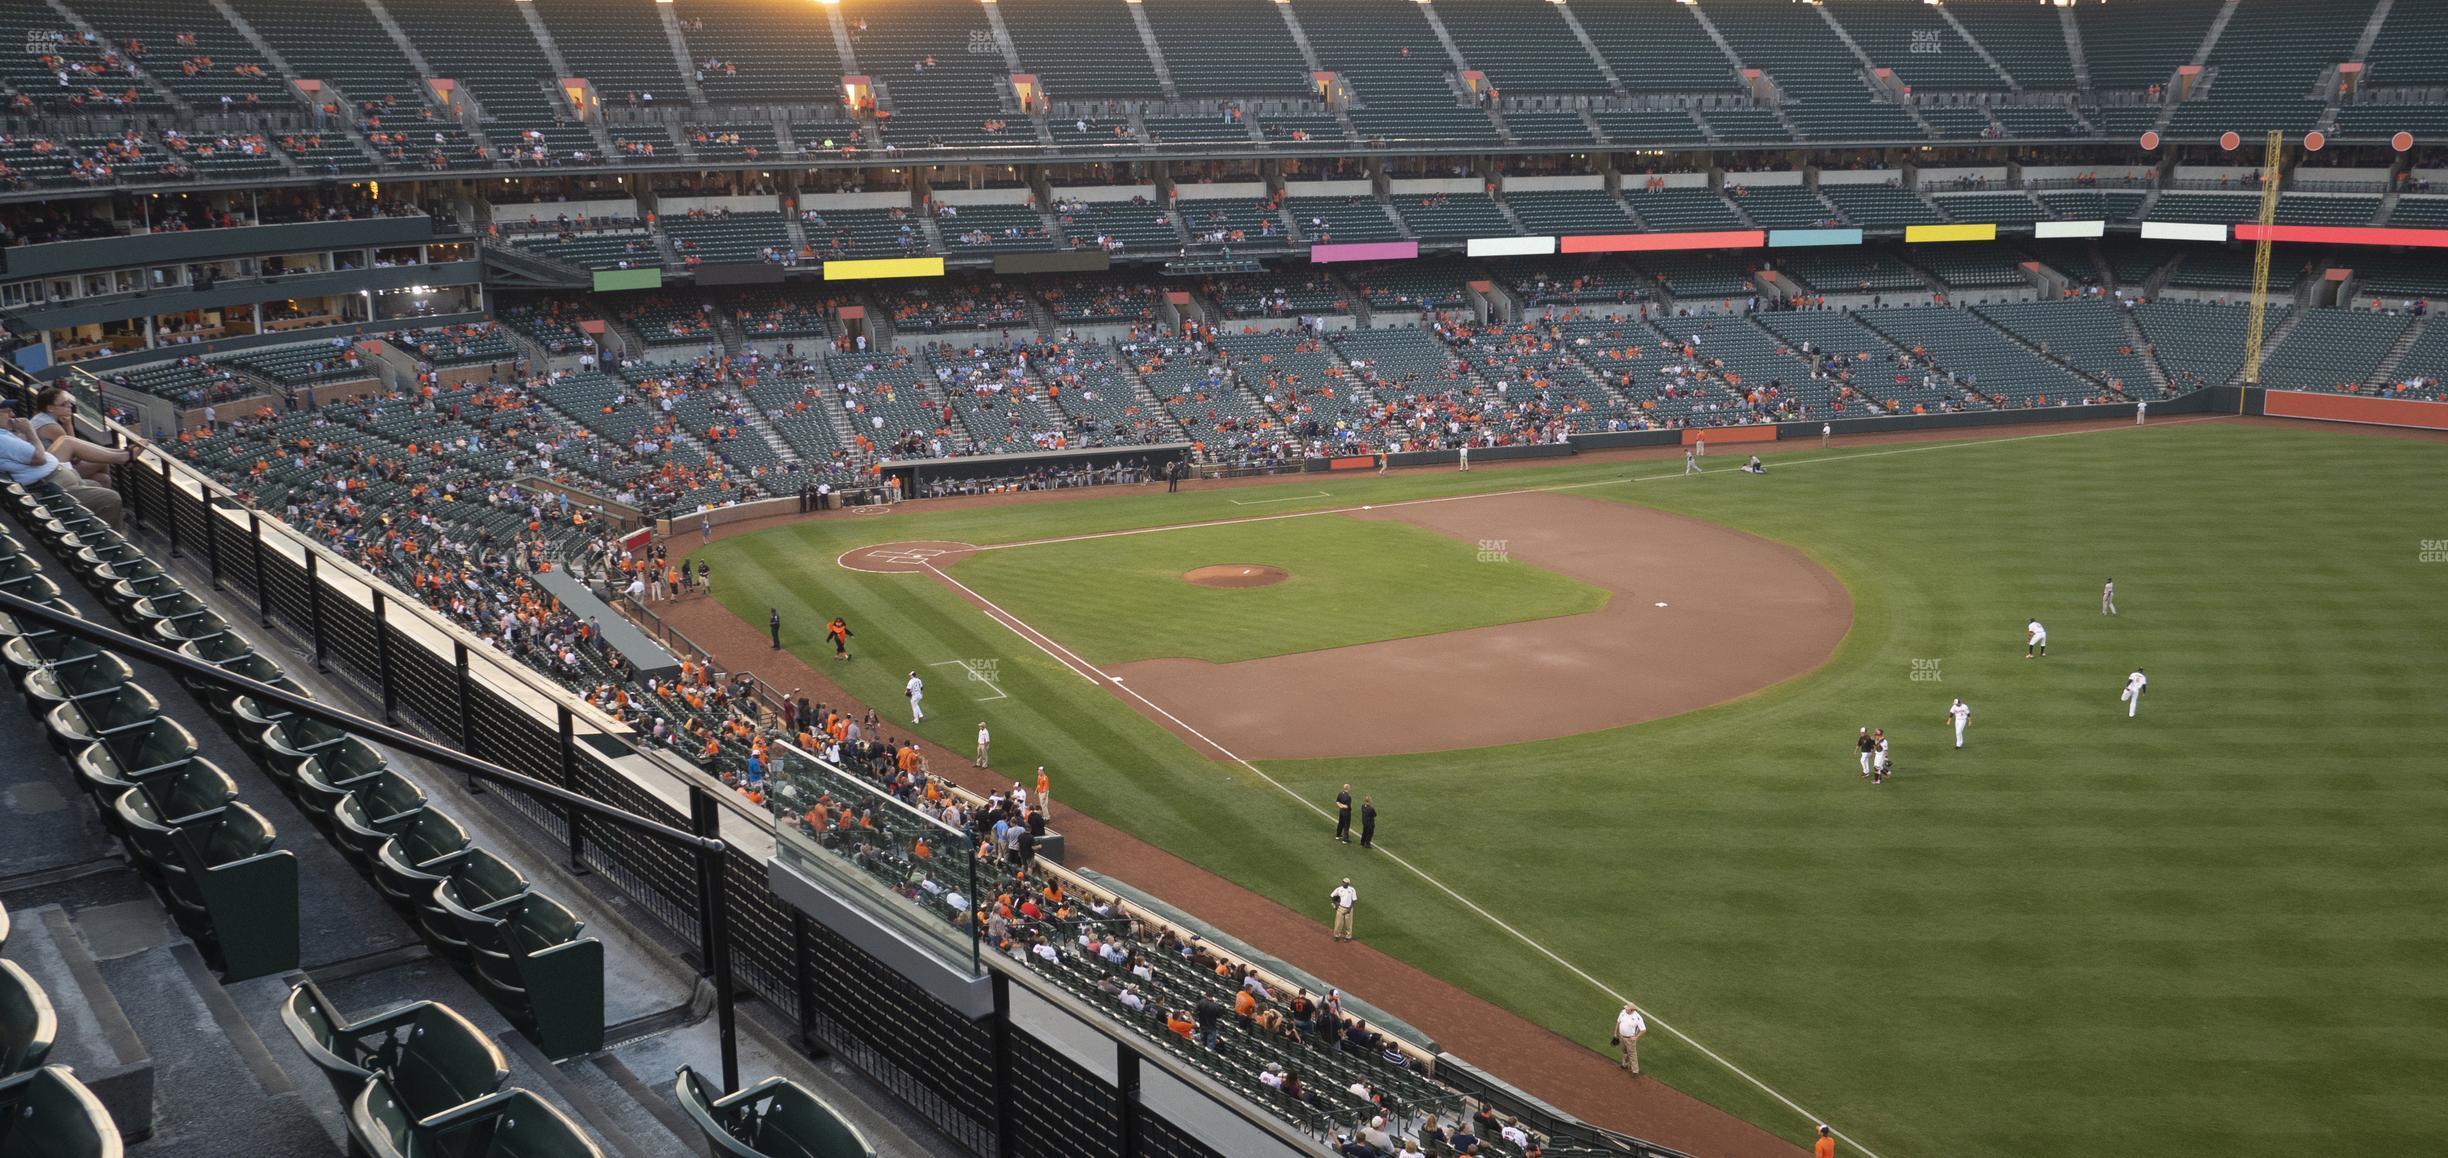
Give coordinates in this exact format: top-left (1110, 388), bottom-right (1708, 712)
top-left (1947, 698), bottom-right (1971, 749)
top-left (1872, 729), bottom-right (1892, 784)
top-left (2102, 579), bottom-right (2117, 616)
top-left (1857, 726), bottom-right (1874, 777)
top-left (2121, 668), bottom-right (2148, 717)
top-left (2135, 399), bottom-right (2148, 425)
top-left (2025, 618), bottom-right (2048, 659)
top-left (905, 671), bottom-right (926, 722)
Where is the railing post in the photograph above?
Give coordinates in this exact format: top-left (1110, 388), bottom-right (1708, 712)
top-left (559, 704), bottom-right (587, 873)
top-left (204, 499), bottom-right (222, 591)
top-left (305, 551), bottom-right (327, 672)
top-left (161, 459), bottom-right (180, 558)
top-left (791, 909), bottom-right (818, 1053)
top-left (249, 512), bottom-right (272, 627)
top-left (990, 971), bottom-right (1017, 1158)
top-left (1116, 1044), bottom-right (1142, 1158)
top-left (373, 590), bottom-right (396, 723)
top-left (689, 787), bottom-right (740, 1094)
top-left (453, 641), bottom-right (478, 793)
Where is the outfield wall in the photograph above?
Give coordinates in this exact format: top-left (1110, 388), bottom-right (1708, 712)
top-left (2261, 390), bottom-right (2448, 431)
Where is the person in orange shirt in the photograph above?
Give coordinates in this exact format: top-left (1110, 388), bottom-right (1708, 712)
top-left (1814, 1125), bottom-right (1836, 1158)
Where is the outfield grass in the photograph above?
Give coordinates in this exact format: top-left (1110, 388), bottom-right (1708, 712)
top-left (943, 514), bottom-right (1608, 664)
top-left (700, 421), bottom-right (2448, 1158)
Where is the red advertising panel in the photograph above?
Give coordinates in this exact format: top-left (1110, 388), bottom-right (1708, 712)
top-left (1559, 230), bottom-right (1766, 254)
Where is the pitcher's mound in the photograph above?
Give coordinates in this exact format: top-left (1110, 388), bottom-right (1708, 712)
top-left (1185, 564), bottom-right (1288, 589)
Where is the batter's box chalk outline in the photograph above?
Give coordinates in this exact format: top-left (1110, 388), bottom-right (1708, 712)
top-left (930, 659), bottom-right (1010, 701)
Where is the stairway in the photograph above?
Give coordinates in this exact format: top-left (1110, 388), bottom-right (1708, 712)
top-left (1548, 3), bottom-right (1628, 99)
top-left (2061, 5), bottom-right (2091, 90)
top-left (1934, 4), bottom-right (2017, 91)
top-left (2194, 0), bottom-right (2241, 68)
top-left (1275, 2), bottom-right (1327, 74)
top-left (42, 0), bottom-right (187, 117)
top-left (2364, 315), bottom-right (2422, 387)
top-left (1124, 2), bottom-right (1182, 104)
top-left (2237, 308), bottom-right (2303, 385)
top-left (656, 3), bottom-right (712, 112)
top-left (733, 404), bottom-right (803, 467)
top-left (2353, 0), bottom-right (2397, 64)
top-left (360, 0), bottom-right (439, 87)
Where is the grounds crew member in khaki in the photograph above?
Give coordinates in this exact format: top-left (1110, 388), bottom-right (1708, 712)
top-left (1614, 1003), bottom-right (1647, 1074)
top-left (1329, 878), bottom-right (1357, 941)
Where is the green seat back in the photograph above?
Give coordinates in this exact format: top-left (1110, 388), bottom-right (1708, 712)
top-left (0, 1066), bottom-right (124, 1158)
top-left (0, 961), bottom-right (58, 1078)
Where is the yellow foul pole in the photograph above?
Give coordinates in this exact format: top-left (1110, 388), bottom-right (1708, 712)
top-left (2241, 129), bottom-right (2284, 412)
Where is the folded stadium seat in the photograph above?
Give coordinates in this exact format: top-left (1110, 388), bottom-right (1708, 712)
top-left (0, 1066), bottom-right (122, 1158)
top-left (172, 642), bottom-right (297, 723)
top-left (112, 797), bottom-right (297, 981)
top-left (295, 760), bottom-right (428, 842)
top-left (0, 961), bottom-right (56, 1079)
top-left (44, 682), bottom-right (162, 759)
top-left (260, 715), bottom-right (387, 790)
top-left (416, 848), bottom-right (529, 965)
top-left (1, 900), bottom-right (10, 950)
top-left (674, 1065), bottom-right (881, 1158)
top-left (111, 764), bottom-right (241, 837)
top-left (351, 1075), bottom-right (601, 1158)
top-left (18, 651), bottom-right (133, 723)
top-left (281, 982), bottom-right (507, 1118)
top-left (443, 889), bottom-right (604, 1059)
top-left (69, 716), bottom-right (204, 802)
top-left (372, 812), bottom-right (476, 910)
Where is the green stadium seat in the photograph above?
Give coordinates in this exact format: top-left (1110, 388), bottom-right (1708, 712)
top-left (417, 849), bottom-right (530, 965)
top-left (44, 682), bottom-right (163, 757)
top-left (280, 983), bottom-right (507, 1117)
top-left (0, 961), bottom-right (57, 1079)
top-left (0, 1066), bottom-right (123, 1158)
top-left (111, 798), bottom-right (298, 981)
top-left (116, 764), bottom-right (241, 833)
top-left (296, 764), bottom-right (428, 842)
top-left (675, 1065), bottom-right (880, 1158)
top-left (70, 719), bottom-right (204, 794)
top-left (443, 889), bottom-right (603, 1059)
top-left (373, 813), bottom-right (475, 910)
top-left (350, 1075), bottom-right (601, 1158)
top-left (19, 653), bottom-right (132, 722)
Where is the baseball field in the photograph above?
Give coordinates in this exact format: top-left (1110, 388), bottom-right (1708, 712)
top-left (694, 417), bottom-right (2448, 1158)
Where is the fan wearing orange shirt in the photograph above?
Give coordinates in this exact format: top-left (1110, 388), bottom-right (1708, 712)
top-left (1814, 1125), bottom-right (1836, 1158)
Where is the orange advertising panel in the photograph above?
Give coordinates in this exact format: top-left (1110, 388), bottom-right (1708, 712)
top-left (1682, 425), bottom-right (1777, 446)
top-left (2263, 390), bottom-right (2448, 431)
top-left (1328, 455), bottom-right (1379, 471)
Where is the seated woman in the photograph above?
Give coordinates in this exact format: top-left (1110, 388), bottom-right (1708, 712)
top-left (28, 387), bottom-right (145, 482)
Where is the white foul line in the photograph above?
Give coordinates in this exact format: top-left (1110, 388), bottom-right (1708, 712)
top-left (868, 415), bottom-right (2235, 1156)
top-left (924, 558), bottom-right (1887, 1158)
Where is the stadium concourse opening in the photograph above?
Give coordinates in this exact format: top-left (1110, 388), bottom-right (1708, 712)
top-left (1184, 564), bottom-right (1290, 588)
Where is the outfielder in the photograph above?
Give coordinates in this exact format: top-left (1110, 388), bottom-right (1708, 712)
top-left (2025, 617), bottom-right (2048, 659)
top-left (1872, 729), bottom-right (1892, 784)
top-left (905, 671), bottom-right (926, 722)
top-left (1857, 726), bottom-right (1875, 777)
top-left (1684, 446), bottom-right (1700, 475)
top-left (2101, 579), bottom-right (2116, 616)
top-left (1947, 698), bottom-right (1971, 749)
top-left (2121, 668), bottom-right (2148, 717)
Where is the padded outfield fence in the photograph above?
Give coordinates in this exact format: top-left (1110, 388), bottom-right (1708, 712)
top-left (14, 362), bottom-right (1689, 1158)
